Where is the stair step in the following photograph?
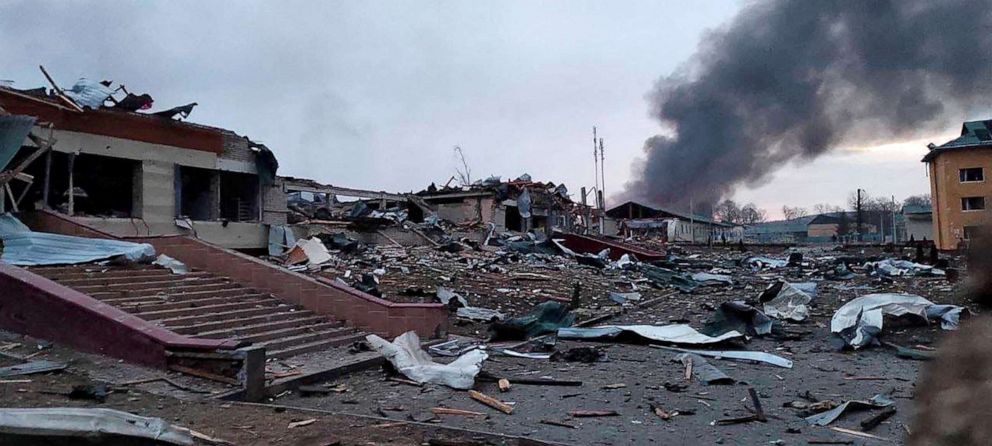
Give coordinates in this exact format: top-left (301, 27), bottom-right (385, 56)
top-left (117, 294), bottom-right (270, 313)
top-left (56, 272), bottom-right (211, 287)
top-left (102, 288), bottom-right (263, 305)
top-left (27, 264), bottom-right (161, 275)
top-left (154, 305), bottom-right (292, 326)
top-left (255, 327), bottom-right (357, 351)
top-left (193, 316), bottom-right (332, 339)
top-left (267, 332), bottom-right (368, 359)
top-left (73, 276), bottom-right (228, 291)
top-left (133, 298), bottom-right (278, 319)
top-left (169, 310), bottom-right (315, 335)
top-left (87, 283), bottom-right (243, 299)
top-left (41, 268), bottom-right (175, 281)
top-left (235, 321), bottom-right (344, 343)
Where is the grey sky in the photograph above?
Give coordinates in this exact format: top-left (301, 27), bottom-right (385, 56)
top-left (1, 0), bottom-right (943, 216)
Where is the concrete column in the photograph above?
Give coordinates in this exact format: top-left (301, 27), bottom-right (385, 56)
top-left (209, 172), bottom-right (221, 220)
top-left (238, 346), bottom-right (266, 402)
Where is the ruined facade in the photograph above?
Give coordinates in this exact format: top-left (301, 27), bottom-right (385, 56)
top-left (0, 87), bottom-right (286, 249)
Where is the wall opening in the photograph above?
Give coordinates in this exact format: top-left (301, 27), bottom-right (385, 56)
top-left (220, 171), bottom-right (259, 222)
top-left (177, 166), bottom-right (215, 220)
top-left (14, 150), bottom-right (138, 217)
top-left (504, 205), bottom-right (522, 231)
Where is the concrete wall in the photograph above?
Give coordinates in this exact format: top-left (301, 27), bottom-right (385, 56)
top-left (928, 147), bottom-right (992, 250)
top-left (39, 129), bottom-right (283, 249)
top-left (906, 215), bottom-right (933, 241)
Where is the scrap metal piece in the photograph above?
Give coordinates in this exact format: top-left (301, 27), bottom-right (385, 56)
top-left (674, 353), bottom-right (734, 385)
top-left (0, 408), bottom-right (193, 445)
top-left (805, 394), bottom-right (894, 426)
top-left (0, 360), bottom-right (67, 378)
top-left (557, 324), bottom-right (742, 345)
top-left (650, 345), bottom-right (793, 368)
top-left (832, 293), bottom-right (966, 349)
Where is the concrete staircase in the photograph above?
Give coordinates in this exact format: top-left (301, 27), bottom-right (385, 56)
top-left (27, 264), bottom-right (366, 360)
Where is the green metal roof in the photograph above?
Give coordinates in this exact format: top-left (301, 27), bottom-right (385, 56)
top-left (922, 119), bottom-right (992, 162)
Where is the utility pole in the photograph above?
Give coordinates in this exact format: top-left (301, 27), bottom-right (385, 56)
top-left (891, 195), bottom-right (897, 243)
top-left (856, 189), bottom-right (864, 242)
top-left (599, 137), bottom-right (606, 211)
top-left (592, 127), bottom-right (599, 202)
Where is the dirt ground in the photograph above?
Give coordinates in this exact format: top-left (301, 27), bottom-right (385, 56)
top-left (280, 244), bottom-right (972, 445)
top-left (1, 243), bottom-right (975, 445)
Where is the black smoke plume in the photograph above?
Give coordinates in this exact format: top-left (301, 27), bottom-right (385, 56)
top-left (622, 0), bottom-right (992, 210)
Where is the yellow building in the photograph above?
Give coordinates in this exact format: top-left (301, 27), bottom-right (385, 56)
top-left (923, 119), bottom-right (992, 250)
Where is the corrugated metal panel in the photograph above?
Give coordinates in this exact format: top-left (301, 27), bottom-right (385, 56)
top-left (0, 115), bottom-right (36, 171)
top-left (0, 213), bottom-right (155, 266)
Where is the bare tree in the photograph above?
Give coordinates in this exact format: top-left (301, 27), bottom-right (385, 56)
top-left (739, 203), bottom-right (767, 224)
top-left (713, 199), bottom-right (741, 224)
top-left (453, 146), bottom-right (472, 186)
top-left (782, 205), bottom-right (809, 220)
top-left (813, 203), bottom-right (844, 215)
top-left (903, 194), bottom-right (932, 208)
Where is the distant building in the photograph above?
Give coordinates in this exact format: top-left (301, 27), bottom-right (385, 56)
top-left (901, 204), bottom-right (933, 242)
top-left (923, 119), bottom-right (992, 249)
top-left (744, 216), bottom-right (817, 244)
top-left (606, 201), bottom-right (742, 243)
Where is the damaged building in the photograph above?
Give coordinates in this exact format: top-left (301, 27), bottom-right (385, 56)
top-left (415, 175), bottom-right (596, 234)
top-left (606, 201), bottom-right (742, 243)
top-left (0, 83), bottom-right (285, 250)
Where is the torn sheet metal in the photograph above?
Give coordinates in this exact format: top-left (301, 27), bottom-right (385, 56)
top-left (286, 237), bottom-right (332, 267)
top-left (691, 272), bottom-right (733, 286)
top-left (517, 188), bottom-right (532, 218)
top-left (652, 345), bottom-right (793, 368)
top-left (0, 360), bottom-right (68, 378)
top-left (866, 259), bottom-right (944, 277)
top-left (62, 78), bottom-right (115, 108)
top-left (0, 214), bottom-right (155, 266)
top-left (674, 353), bottom-right (734, 385)
top-left (152, 254), bottom-right (188, 275)
top-left (701, 301), bottom-right (773, 337)
top-left (0, 115), bottom-right (36, 172)
top-left (267, 225), bottom-right (296, 256)
top-left (436, 287), bottom-right (505, 321)
top-left (805, 394), bottom-right (894, 426)
top-left (557, 324), bottom-right (742, 345)
top-left (366, 331), bottom-right (487, 389)
top-left (639, 264), bottom-right (699, 292)
top-left (456, 306), bottom-right (505, 322)
top-left (760, 281), bottom-right (812, 322)
top-left (743, 256), bottom-right (788, 269)
top-left (609, 291), bottom-right (642, 305)
top-left (492, 301), bottom-right (575, 341)
top-left (831, 293), bottom-right (966, 349)
top-left (0, 408), bottom-right (193, 445)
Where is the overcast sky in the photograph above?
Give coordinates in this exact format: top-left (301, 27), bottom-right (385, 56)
top-left (1, 0), bottom-right (945, 218)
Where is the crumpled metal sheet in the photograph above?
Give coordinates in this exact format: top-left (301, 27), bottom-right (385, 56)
top-left (691, 272), bottom-right (733, 286)
top-left (0, 408), bottom-right (193, 445)
top-left (805, 394), bottom-right (894, 426)
top-left (62, 78), bottom-right (115, 108)
top-left (702, 301), bottom-right (773, 337)
top-left (652, 345), bottom-right (793, 368)
top-left (831, 293), bottom-right (965, 348)
top-left (0, 115), bottom-right (36, 172)
top-left (866, 259), bottom-right (944, 277)
top-left (152, 254), bottom-right (188, 275)
top-left (0, 214), bottom-right (155, 266)
top-left (557, 324), bottom-right (742, 345)
top-left (762, 281), bottom-right (812, 321)
top-left (366, 331), bottom-right (487, 389)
